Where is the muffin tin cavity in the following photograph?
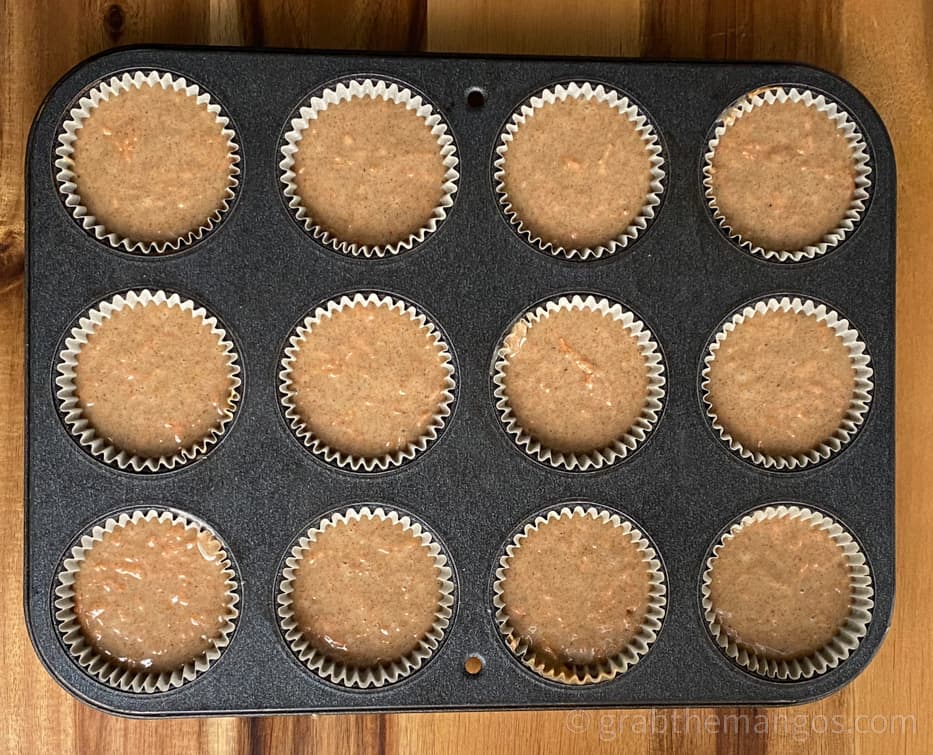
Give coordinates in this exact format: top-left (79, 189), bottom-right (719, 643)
top-left (493, 504), bottom-right (666, 685)
top-left (278, 292), bottom-right (457, 473)
top-left (492, 294), bottom-right (666, 472)
top-left (494, 81), bottom-right (665, 261)
top-left (279, 78), bottom-right (460, 258)
top-left (26, 49), bottom-right (894, 716)
top-left (700, 295), bottom-right (873, 471)
top-left (702, 86), bottom-right (872, 263)
top-left (277, 505), bottom-right (456, 689)
top-left (54, 508), bottom-right (240, 694)
top-left (54, 289), bottom-right (242, 474)
top-left (700, 504), bottom-right (874, 681)
top-left (54, 70), bottom-right (241, 255)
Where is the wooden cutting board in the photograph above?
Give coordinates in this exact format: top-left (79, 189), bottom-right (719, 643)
top-left (1, 1), bottom-right (930, 752)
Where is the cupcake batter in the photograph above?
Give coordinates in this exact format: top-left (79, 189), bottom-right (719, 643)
top-left (502, 96), bottom-right (653, 250)
top-left (73, 302), bottom-right (235, 459)
top-left (500, 513), bottom-right (652, 667)
top-left (293, 96), bottom-right (447, 247)
top-left (289, 516), bottom-right (442, 667)
top-left (287, 301), bottom-right (449, 459)
top-left (708, 514), bottom-right (852, 660)
top-left (73, 517), bottom-right (233, 674)
top-left (70, 83), bottom-right (233, 243)
top-left (709, 99), bottom-right (856, 251)
top-left (706, 309), bottom-right (855, 458)
top-left (500, 307), bottom-right (649, 455)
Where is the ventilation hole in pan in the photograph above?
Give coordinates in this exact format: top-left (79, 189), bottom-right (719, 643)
top-left (466, 88), bottom-right (486, 109)
top-left (464, 654), bottom-right (485, 675)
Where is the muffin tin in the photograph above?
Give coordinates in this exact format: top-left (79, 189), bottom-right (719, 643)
top-left (25, 47), bottom-right (895, 716)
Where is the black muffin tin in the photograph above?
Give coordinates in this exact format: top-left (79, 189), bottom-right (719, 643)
top-left (25, 46), bottom-right (895, 717)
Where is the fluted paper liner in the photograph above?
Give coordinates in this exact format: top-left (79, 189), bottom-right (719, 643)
top-left (279, 78), bottom-right (460, 258)
top-left (54, 509), bottom-right (240, 693)
top-left (279, 292), bottom-right (456, 472)
top-left (277, 506), bottom-right (455, 689)
top-left (55, 289), bottom-right (242, 473)
top-left (701, 504), bottom-right (873, 680)
top-left (494, 81), bottom-right (666, 261)
top-left (701, 296), bottom-right (873, 471)
top-left (493, 295), bottom-right (666, 471)
top-left (493, 505), bottom-right (666, 685)
top-left (703, 86), bottom-right (872, 262)
top-left (55, 70), bottom-right (240, 254)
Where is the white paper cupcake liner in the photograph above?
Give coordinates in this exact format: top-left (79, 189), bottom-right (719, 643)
top-left (279, 78), bottom-right (460, 258)
top-left (54, 509), bottom-right (240, 693)
top-left (54, 70), bottom-right (240, 254)
top-left (701, 504), bottom-right (873, 680)
top-left (493, 504), bottom-right (666, 685)
top-left (701, 296), bottom-right (873, 471)
top-left (277, 506), bottom-right (455, 689)
top-left (494, 81), bottom-right (665, 261)
top-left (703, 86), bottom-right (872, 262)
top-left (55, 289), bottom-right (242, 473)
top-left (493, 294), bottom-right (666, 471)
top-left (279, 292), bottom-right (456, 472)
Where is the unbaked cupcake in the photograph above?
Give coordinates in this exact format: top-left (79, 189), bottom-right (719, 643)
top-left (54, 509), bottom-right (239, 693)
top-left (704, 87), bottom-right (871, 261)
top-left (702, 296), bottom-right (872, 470)
top-left (493, 295), bottom-right (665, 471)
top-left (55, 290), bottom-right (241, 472)
top-left (279, 293), bottom-right (455, 472)
top-left (55, 70), bottom-right (239, 254)
top-left (280, 78), bottom-right (459, 257)
top-left (493, 505), bottom-right (666, 685)
top-left (702, 504), bottom-right (873, 680)
top-left (495, 82), bottom-right (665, 260)
top-left (277, 506), bottom-right (455, 688)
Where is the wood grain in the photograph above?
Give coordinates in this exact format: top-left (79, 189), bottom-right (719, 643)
top-left (2, 1), bottom-right (931, 753)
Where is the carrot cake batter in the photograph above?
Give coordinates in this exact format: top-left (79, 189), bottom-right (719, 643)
top-left (73, 302), bottom-right (235, 459)
top-left (707, 513), bottom-right (852, 661)
top-left (706, 309), bottom-right (855, 458)
top-left (289, 516), bottom-right (442, 667)
top-left (709, 99), bottom-right (856, 250)
top-left (73, 517), bottom-right (232, 673)
top-left (500, 307), bottom-right (649, 455)
top-left (502, 96), bottom-right (653, 250)
top-left (71, 83), bottom-right (233, 243)
top-left (500, 512), bottom-right (652, 668)
top-left (286, 301), bottom-right (449, 459)
top-left (293, 96), bottom-right (446, 246)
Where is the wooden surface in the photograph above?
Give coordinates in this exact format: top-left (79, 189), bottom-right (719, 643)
top-left (1, 1), bottom-right (931, 752)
